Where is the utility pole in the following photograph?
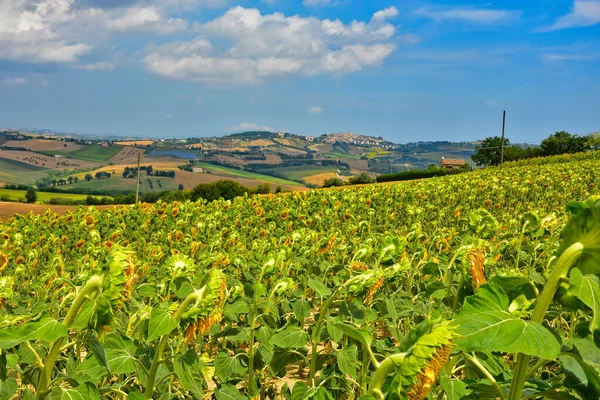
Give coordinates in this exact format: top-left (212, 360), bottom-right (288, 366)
top-left (135, 151), bottom-right (141, 203)
top-left (500, 110), bottom-right (506, 168)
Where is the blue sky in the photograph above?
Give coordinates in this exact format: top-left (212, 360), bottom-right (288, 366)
top-left (0, 0), bottom-right (598, 143)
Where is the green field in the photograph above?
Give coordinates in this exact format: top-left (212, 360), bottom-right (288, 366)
top-left (322, 150), bottom-right (361, 160)
top-left (0, 188), bottom-right (110, 203)
top-left (0, 157), bottom-right (48, 185)
top-left (262, 165), bottom-right (339, 180)
top-left (193, 162), bottom-right (305, 186)
top-left (39, 145), bottom-right (124, 162)
top-left (62, 176), bottom-right (179, 193)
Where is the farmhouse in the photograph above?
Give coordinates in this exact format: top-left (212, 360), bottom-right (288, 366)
top-left (192, 167), bottom-right (205, 173)
top-left (440, 158), bottom-right (466, 169)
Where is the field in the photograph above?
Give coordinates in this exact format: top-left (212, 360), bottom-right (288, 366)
top-left (0, 157), bottom-right (49, 185)
top-left (2, 151), bottom-right (600, 399)
top-left (62, 176), bottom-right (180, 193)
top-left (3, 139), bottom-right (83, 152)
top-left (66, 144), bottom-right (124, 162)
top-left (263, 165), bottom-right (339, 181)
top-left (115, 140), bottom-right (155, 146)
top-left (192, 162), bottom-right (305, 186)
top-left (323, 149), bottom-right (361, 159)
top-left (0, 149), bottom-right (99, 170)
top-left (0, 189), bottom-right (111, 203)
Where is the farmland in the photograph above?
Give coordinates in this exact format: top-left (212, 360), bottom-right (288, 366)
top-left (1, 151), bottom-right (600, 399)
top-left (0, 188), bottom-right (110, 203)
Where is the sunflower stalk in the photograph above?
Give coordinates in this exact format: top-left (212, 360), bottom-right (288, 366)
top-left (36, 274), bottom-right (105, 400)
top-left (144, 288), bottom-right (205, 399)
top-left (508, 242), bottom-right (583, 400)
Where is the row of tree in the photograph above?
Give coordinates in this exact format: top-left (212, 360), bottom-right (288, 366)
top-left (472, 131), bottom-right (598, 166)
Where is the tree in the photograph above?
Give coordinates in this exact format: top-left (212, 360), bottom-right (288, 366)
top-left (541, 131), bottom-right (588, 156)
top-left (348, 172), bottom-right (374, 185)
top-left (178, 183), bottom-right (184, 191)
top-left (275, 186), bottom-right (282, 193)
top-left (25, 187), bottom-right (37, 203)
top-left (67, 176), bottom-right (73, 184)
top-left (322, 177), bottom-right (345, 187)
top-left (255, 183), bottom-right (270, 194)
top-left (471, 136), bottom-right (509, 167)
top-left (146, 165), bottom-right (153, 175)
top-left (85, 174), bottom-right (93, 181)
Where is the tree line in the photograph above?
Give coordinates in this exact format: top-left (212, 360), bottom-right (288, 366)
top-left (472, 131), bottom-right (598, 167)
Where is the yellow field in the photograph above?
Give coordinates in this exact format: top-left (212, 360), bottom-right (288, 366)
top-left (302, 171), bottom-right (340, 186)
top-left (240, 139), bottom-right (275, 147)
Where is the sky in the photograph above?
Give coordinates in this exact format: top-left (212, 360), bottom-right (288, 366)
top-left (0, 0), bottom-right (598, 143)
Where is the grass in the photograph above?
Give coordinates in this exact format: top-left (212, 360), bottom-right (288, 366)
top-left (49, 145), bottom-right (124, 162)
top-left (264, 165), bottom-right (339, 181)
top-left (0, 189), bottom-right (110, 203)
top-left (323, 150), bottom-right (361, 160)
top-left (193, 162), bottom-right (304, 186)
top-left (0, 157), bottom-right (48, 185)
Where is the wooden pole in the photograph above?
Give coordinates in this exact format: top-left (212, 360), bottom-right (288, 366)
top-left (135, 151), bottom-right (141, 203)
top-left (500, 110), bottom-right (506, 168)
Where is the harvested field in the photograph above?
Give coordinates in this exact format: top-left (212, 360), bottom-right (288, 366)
top-left (108, 147), bottom-right (146, 164)
top-left (3, 139), bottom-right (82, 152)
top-left (0, 149), bottom-right (99, 170)
top-left (239, 139), bottom-right (275, 147)
top-left (175, 170), bottom-right (307, 192)
top-left (302, 171), bottom-right (340, 186)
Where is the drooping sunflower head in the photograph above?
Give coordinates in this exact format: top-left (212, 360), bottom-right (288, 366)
top-left (180, 268), bottom-right (227, 344)
top-left (392, 319), bottom-right (457, 400)
top-left (165, 254), bottom-right (195, 274)
top-left (464, 248), bottom-right (486, 290)
top-left (94, 244), bottom-right (134, 330)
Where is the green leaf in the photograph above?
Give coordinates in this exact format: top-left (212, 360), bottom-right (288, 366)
top-left (214, 385), bottom-right (248, 400)
top-left (49, 383), bottom-right (101, 400)
top-left (559, 353), bottom-right (600, 398)
top-left (0, 378), bottom-right (17, 400)
top-left (147, 307), bottom-right (178, 342)
top-left (269, 347), bottom-right (306, 375)
top-left (271, 326), bottom-right (309, 349)
top-left (569, 269), bottom-right (600, 333)
top-left (336, 345), bottom-right (358, 376)
top-left (126, 392), bottom-right (146, 400)
top-left (214, 352), bottom-right (245, 381)
top-left (0, 318), bottom-right (67, 349)
top-left (439, 369), bottom-right (471, 400)
top-left (308, 278), bottom-right (331, 298)
top-left (326, 318), bottom-right (343, 343)
top-left (330, 321), bottom-right (373, 347)
top-left (173, 350), bottom-right (206, 398)
top-left (292, 299), bottom-right (311, 321)
top-left (105, 348), bottom-right (136, 375)
top-left (454, 283), bottom-right (560, 359)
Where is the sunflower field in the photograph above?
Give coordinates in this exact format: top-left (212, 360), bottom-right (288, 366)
top-left (2, 151), bottom-right (600, 399)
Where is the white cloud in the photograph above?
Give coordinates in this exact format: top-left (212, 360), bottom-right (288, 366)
top-left (414, 6), bottom-right (520, 24)
top-left (0, 0), bottom-right (191, 64)
top-left (303, 0), bottom-right (333, 6)
top-left (72, 62), bottom-right (115, 71)
top-left (308, 106), bottom-right (323, 114)
top-left (372, 7), bottom-right (399, 22)
top-left (5, 77), bottom-right (26, 85)
top-left (541, 53), bottom-right (598, 61)
top-left (144, 6), bottom-right (404, 85)
top-left (231, 122), bottom-right (275, 132)
top-left (40, 80), bottom-right (49, 86)
top-left (541, 1), bottom-right (600, 31)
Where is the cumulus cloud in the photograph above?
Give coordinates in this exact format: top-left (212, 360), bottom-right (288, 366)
top-left (414, 6), bottom-right (520, 24)
top-left (5, 77), bottom-right (26, 85)
top-left (0, 0), bottom-right (190, 64)
top-left (231, 122), bottom-right (276, 132)
top-left (143, 6), bottom-right (403, 85)
top-left (540, 0), bottom-right (600, 31)
top-left (308, 106), bottom-right (323, 114)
